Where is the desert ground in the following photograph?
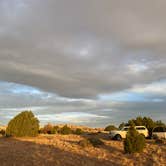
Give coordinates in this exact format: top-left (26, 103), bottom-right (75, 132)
top-left (0, 131), bottom-right (165, 166)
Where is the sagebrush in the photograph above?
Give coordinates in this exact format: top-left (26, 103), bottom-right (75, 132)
top-left (124, 126), bottom-right (145, 153)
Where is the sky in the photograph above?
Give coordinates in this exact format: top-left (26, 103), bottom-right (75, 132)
top-left (0, 0), bottom-right (166, 127)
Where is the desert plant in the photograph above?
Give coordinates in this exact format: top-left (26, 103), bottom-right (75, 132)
top-left (60, 125), bottom-right (72, 135)
top-left (124, 126), bottom-right (145, 153)
top-left (74, 128), bottom-right (84, 135)
top-left (104, 125), bottom-right (117, 131)
top-left (88, 137), bottom-right (104, 147)
top-left (42, 123), bottom-right (53, 134)
top-left (6, 111), bottom-right (39, 137)
top-left (79, 139), bottom-right (91, 147)
top-left (51, 126), bottom-right (60, 134)
top-left (40, 124), bottom-right (60, 134)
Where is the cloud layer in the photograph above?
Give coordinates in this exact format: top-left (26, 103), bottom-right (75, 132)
top-left (0, 0), bottom-right (166, 126)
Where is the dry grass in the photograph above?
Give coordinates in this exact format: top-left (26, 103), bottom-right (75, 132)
top-left (0, 130), bottom-right (165, 165)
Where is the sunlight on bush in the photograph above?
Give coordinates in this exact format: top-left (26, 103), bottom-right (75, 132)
top-left (124, 126), bottom-right (145, 153)
top-left (6, 111), bottom-right (39, 137)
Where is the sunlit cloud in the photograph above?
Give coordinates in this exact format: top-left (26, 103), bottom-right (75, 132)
top-left (37, 112), bottom-right (108, 124)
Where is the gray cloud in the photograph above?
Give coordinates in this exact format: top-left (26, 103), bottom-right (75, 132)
top-left (0, 0), bottom-right (166, 126)
top-left (0, 0), bottom-right (166, 98)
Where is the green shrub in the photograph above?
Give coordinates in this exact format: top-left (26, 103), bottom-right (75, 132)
top-left (51, 126), bottom-right (60, 134)
top-left (6, 111), bottom-right (39, 137)
top-left (74, 128), bottom-right (84, 135)
top-left (104, 125), bottom-right (117, 131)
top-left (79, 139), bottom-right (91, 147)
top-left (60, 125), bottom-right (72, 135)
top-left (124, 126), bottom-right (145, 153)
top-left (88, 137), bottom-right (104, 147)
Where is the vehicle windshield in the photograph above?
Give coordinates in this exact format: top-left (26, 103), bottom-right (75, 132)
top-left (136, 127), bottom-right (146, 130)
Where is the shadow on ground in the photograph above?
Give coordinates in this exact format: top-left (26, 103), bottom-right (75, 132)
top-left (0, 137), bottom-right (118, 166)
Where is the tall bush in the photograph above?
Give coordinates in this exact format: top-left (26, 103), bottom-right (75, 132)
top-left (124, 126), bottom-right (145, 153)
top-left (6, 111), bottom-right (39, 137)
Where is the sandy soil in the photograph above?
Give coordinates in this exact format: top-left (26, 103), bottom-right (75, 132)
top-left (0, 133), bottom-right (165, 166)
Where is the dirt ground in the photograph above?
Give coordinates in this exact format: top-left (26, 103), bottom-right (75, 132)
top-left (0, 133), bottom-right (165, 166)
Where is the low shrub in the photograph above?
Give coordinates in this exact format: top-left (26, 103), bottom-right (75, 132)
top-left (59, 125), bottom-right (73, 135)
top-left (104, 125), bottom-right (117, 131)
top-left (74, 128), bottom-right (84, 135)
top-left (51, 126), bottom-right (60, 134)
top-left (88, 137), bottom-right (104, 147)
top-left (79, 139), bottom-right (91, 147)
top-left (41, 124), bottom-right (53, 134)
top-left (41, 124), bottom-right (60, 134)
top-left (6, 111), bottom-right (39, 137)
top-left (124, 126), bottom-right (145, 153)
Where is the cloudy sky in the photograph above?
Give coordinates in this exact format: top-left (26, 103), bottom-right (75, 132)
top-left (0, 0), bottom-right (166, 127)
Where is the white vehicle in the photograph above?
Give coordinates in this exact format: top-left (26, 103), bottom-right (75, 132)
top-left (109, 126), bottom-right (148, 140)
top-left (152, 126), bottom-right (166, 139)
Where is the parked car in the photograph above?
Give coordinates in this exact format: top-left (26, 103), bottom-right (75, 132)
top-left (109, 126), bottom-right (148, 140)
top-left (152, 126), bottom-right (166, 139)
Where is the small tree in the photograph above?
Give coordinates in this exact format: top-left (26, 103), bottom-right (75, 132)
top-left (124, 126), bottom-right (145, 153)
top-left (6, 111), bottom-right (39, 137)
